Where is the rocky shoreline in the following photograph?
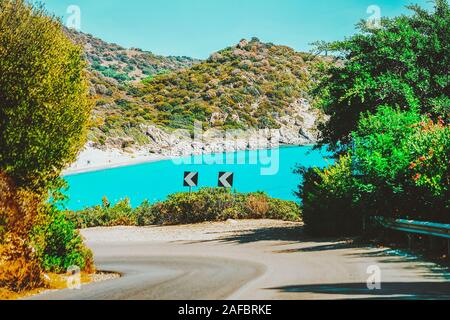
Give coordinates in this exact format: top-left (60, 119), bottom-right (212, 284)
top-left (64, 129), bottom-right (316, 176)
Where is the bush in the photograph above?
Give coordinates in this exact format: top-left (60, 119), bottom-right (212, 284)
top-left (155, 189), bottom-right (301, 224)
top-left (352, 106), bottom-right (449, 221)
top-left (154, 188), bottom-right (238, 225)
top-left (296, 155), bottom-right (363, 237)
top-left (296, 107), bottom-right (449, 236)
top-left (244, 194), bottom-right (270, 219)
top-left (68, 188), bottom-right (301, 228)
top-left (267, 198), bottom-right (302, 221)
top-left (135, 200), bottom-right (160, 226)
top-left (0, 255), bottom-right (43, 293)
top-left (32, 206), bottom-right (94, 274)
top-left (296, 1), bottom-right (449, 241)
top-left (67, 198), bottom-right (135, 228)
top-left (0, 173), bottom-right (45, 291)
top-left (406, 119), bottom-right (449, 205)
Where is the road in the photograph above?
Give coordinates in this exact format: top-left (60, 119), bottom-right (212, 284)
top-left (31, 220), bottom-right (450, 300)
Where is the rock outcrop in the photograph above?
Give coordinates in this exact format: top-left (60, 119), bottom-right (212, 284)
top-left (125, 98), bottom-right (321, 158)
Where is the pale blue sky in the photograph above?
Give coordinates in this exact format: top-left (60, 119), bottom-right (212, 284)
top-left (40, 0), bottom-right (433, 59)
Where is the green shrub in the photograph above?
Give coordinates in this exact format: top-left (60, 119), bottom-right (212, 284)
top-left (158, 188), bottom-right (235, 224)
top-left (296, 155), bottom-right (363, 236)
top-left (268, 198), bottom-right (302, 221)
top-left (149, 189), bottom-right (300, 225)
top-left (32, 206), bottom-right (94, 274)
top-left (295, 1), bottom-right (449, 239)
top-left (68, 188), bottom-right (301, 228)
top-left (352, 107), bottom-right (449, 221)
top-left (406, 119), bottom-right (449, 203)
top-left (67, 198), bottom-right (135, 228)
top-left (135, 200), bottom-right (159, 226)
top-left (297, 107), bottom-right (449, 236)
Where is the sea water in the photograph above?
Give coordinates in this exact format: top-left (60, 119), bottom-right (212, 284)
top-left (64, 146), bottom-right (332, 210)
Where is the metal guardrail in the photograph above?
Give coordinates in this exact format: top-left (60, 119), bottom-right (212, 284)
top-left (376, 217), bottom-right (450, 239)
top-left (375, 217), bottom-right (450, 257)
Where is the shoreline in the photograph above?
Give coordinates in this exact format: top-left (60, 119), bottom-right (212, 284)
top-left (63, 143), bottom-right (316, 176)
top-left (63, 152), bottom-right (170, 176)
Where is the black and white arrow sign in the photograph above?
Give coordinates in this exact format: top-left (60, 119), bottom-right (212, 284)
top-left (218, 172), bottom-right (234, 188)
top-left (184, 172), bottom-right (199, 187)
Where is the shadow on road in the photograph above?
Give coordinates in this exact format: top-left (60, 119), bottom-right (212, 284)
top-left (216, 225), bottom-right (307, 243)
top-left (267, 282), bottom-right (450, 300)
top-left (179, 224), bottom-right (450, 289)
top-left (275, 241), bottom-right (356, 253)
top-left (183, 224), bottom-right (352, 246)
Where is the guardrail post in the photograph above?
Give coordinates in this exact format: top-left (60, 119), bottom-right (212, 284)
top-left (448, 240), bottom-right (450, 260)
top-left (408, 234), bottom-right (413, 251)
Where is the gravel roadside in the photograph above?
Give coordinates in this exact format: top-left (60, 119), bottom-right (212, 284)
top-left (81, 219), bottom-right (303, 243)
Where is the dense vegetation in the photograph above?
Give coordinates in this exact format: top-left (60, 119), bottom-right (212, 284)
top-left (82, 37), bottom-right (325, 148)
top-left (67, 188), bottom-right (301, 228)
top-left (137, 38), bottom-right (324, 131)
top-left (68, 30), bottom-right (199, 84)
top-left (314, 1), bottom-right (449, 151)
top-left (63, 30), bottom-right (200, 149)
top-left (298, 1), bottom-right (449, 237)
top-left (0, 0), bottom-right (93, 292)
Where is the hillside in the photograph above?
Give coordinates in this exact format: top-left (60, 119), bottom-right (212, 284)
top-left (67, 30), bottom-right (199, 83)
top-left (67, 33), bottom-right (327, 155)
top-left (66, 30), bottom-right (200, 148)
top-left (138, 38), bottom-right (324, 131)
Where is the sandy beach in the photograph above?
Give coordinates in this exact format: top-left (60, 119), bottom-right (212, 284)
top-left (63, 146), bottom-right (170, 176)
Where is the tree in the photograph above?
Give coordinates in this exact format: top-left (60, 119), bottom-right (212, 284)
top-left (0, 0), bottom-right (92, 291)
top-left (297, 107), bottom-right (449, 236)
top-left (313, 0), bottom-right (449, 151)
top-left (0, 0), bottom-right (91, 190)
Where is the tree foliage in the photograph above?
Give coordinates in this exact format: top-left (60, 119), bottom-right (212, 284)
top-left (0, 0), bottom-right (91, 190)
top-left (0, 0), bottom-right (93, 291)
top-left (298, 107), bottom-right (449, 236)
top-left (298, 1), bottom-right (449, 236)
top-left (314, 0), bottom-right (449, 151)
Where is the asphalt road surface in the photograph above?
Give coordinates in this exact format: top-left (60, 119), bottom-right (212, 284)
top-left (31, 220), bottom-right (450, 300)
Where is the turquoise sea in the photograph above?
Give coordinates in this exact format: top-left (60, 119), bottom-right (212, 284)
top-left (64, 146), bottom-right (332, 210)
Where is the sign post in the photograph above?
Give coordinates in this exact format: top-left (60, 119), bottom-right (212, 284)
top-left (218, 172), bottom-right (235, 210)
top-left (184, 172), bottom-right (199, 193)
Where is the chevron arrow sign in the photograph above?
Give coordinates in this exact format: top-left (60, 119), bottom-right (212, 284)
top-left (183, 172), bottom-right (199, 187)
top-left (218, 172), bottom-right (234, 188)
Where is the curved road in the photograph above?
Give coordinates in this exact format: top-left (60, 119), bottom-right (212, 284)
top-left (31, 220), bottom-right (450, 300)
top-left (33, 256), bottom-right (264, 300)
